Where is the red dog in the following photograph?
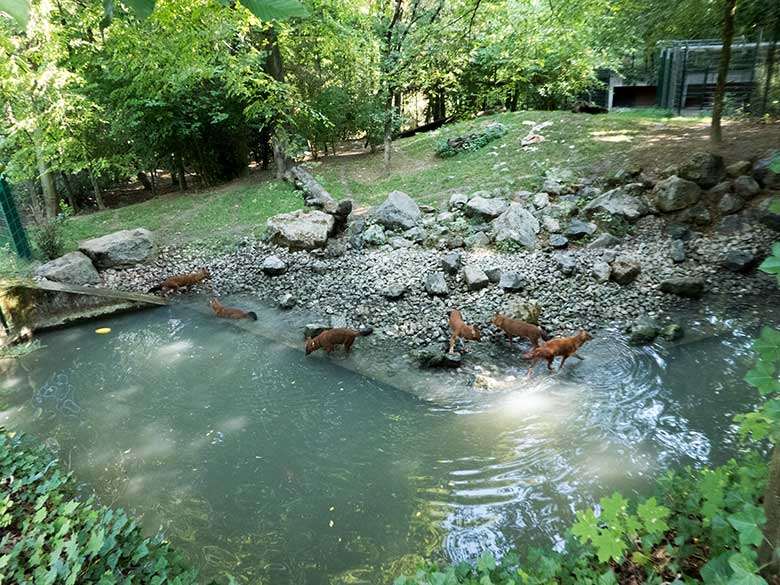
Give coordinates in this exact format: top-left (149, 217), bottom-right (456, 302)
top-left (524, 330), bottom-right (592, 375)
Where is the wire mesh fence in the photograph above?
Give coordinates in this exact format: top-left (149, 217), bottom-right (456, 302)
top-left (0, 176), bottom-right (32, 260)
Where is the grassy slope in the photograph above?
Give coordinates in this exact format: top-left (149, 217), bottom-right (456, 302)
top-left (3, 108), bottom-right (713, 276)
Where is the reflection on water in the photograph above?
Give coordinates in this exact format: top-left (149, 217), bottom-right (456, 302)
top-left (0, 299), bottom-right (770, 584)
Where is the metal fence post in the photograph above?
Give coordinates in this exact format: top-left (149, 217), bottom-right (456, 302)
top-left (0, 175), bottom-right (32, 260)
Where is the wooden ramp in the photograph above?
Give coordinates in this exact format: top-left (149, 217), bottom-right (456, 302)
top-left (0, 279), bottom-right (165, 345)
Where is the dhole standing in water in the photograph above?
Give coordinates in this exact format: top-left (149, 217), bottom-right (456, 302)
top-left (148, 268), bottom-right (210, 295)
top-left (305, 328), bottom-right (370, 355)
top-left (209, 298), bottom-right (257, 321)
top-left (491, 313), bottom-right (550, 348)
top-left (448, 309), bottom-right (481, 353)
top-left (524, 330), bottom-right (592, 375)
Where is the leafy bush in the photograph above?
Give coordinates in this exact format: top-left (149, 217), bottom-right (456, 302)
top-left (33, 216), bottom-right (66, 261)
top-left (0, 429), bottom-right (199, 584)
top-left (435, 123), bottom-right (507, 157)
top-left (394, 456), bottom-right (768, 585)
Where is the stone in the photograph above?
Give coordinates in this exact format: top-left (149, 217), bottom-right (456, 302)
top-left (610, 257), bottom-right (641, 285)
top-left (304, 323), bottom-right (330, 338)
top-left (485, 267), bottom-right (502, 283)
top-left (465, 196), bottom-right (509, 219)
top-left (447, 236), bottom-right (465, 249)
top-left (660, 276), bottom-right (705, 299)
top-left (718, 193), bottom-right (745, 215)
top-left (670, 240), bottom-right (685, 263)
top-left (492, 203), bottom-right (540, 249)
top-left (758, 198), bottom-right (780, 231)
top-left (653, 175), bottom-right (702, 212)
top-left (384, 284), bottom-right (406, 300)
top-left (464, 232), bottom-right (491, 249)
top-left (279, 293), bottom-right (297, 309)
top-left (506, 300), bottom-right (541, 324)
top-left (262, 255), bottom-right (287, 276)
top-left (565, 219), bottom-right (597, 239)
top-left (441, 252), bottom-right (462, 275)
top-left (723, 251), bottom-right (758, 273)
top-left (330, 314), bottom-right (348, 329)
top-left (592, 261), bottom-right (611, 283)
top-left (556, 254), bottom-right (577, 276)
top-left (587, 233), bottom-right (622, 249)
top-left (667, 224), bottom-right (692, 241)
top-left (533, 192), bottom-right (550, 208)
top-left (542, 216), bottom-right (562, 233)
top-left (403, 226), bottom-right (426, 243)
top-left (678, 151), bottom-right (725, 188)
top-left (627, 316), bottom-right (660, 345)
top-left (549, 234), bottom-right (569, 249)
top-left (464, 266), bottom-right (489, 291)
top-left (753, 150), bottom-right (780, 188)
top-left (438, 211), bottom-right (455, 223)
top-left (683, 206), bottom-right (711, 226)
top-left (415, 345), bottom-right (462, 368)
top-left (79, 228), bottom-right (155, 269)
top-left (726, 160), bottom-right (752, 178)
top-left (389, 236), bottom-right (414, 249)
top-left (266, 209), bottom-right (334, 250)
top-left (311, 260), bottom-right (328, 274)
top-left (717, 214), bottom-right (747, 235)
top-left (424, 272), bottom-right (449, 297)
top-left (708, 181), bottom-right (733, 197)
top-left (373, 190), bottom-right (421, 230)
top-left (35, 252), bottom-right (100, 285)
top-left (581, 187), bottom-right (650, 222)
top-left (660, 323), bottom-right (684, 341)
top-left (733, 175), bottom-right (761, 198)
top-left (498, 271), bottom-right (523, 291)
top-left (579, 186), bottom-right (603, 199)
top-left (448, 192), bottom-right (469, 210)
top-left (361, 224), bottom-right (387, 246)
top-left (542, 178), bottom-right (564, 195)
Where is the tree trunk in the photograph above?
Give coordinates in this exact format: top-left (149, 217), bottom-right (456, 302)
top-left (711, 0), bottom-right (737, 143)
top-left (35, 144), bottom-right (58, 220)
top-left (383, 90), bottom-right (394, 172)
top-left (88, 169), bottom-right (106, 210)
top-left (150, 170), bottom-right (158, 196)
top-left (137, 171), bottom-right (153, 191)
top-left (60, 172), bottom-right (78, 213)
top-left (262, 27), bottom-right (291, 179)
top-left (176, 153), bottom-right (187, 191)
top-left (760, 445), bottom-right (780, 584)
top-left (760, 14), bottom-right (780, 116)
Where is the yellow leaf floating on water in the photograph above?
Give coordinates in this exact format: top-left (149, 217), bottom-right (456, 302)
top-left (95, 328), bottom-right (111, 334)
top-left (328, 520), bottom-right (334, 528)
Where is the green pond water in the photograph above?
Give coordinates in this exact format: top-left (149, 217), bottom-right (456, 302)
top-left (0, 297), bottom-right (774, 584)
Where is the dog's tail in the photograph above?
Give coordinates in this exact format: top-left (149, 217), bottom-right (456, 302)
top-left (247, 311), bottom-right (258, 321)
top-left (148, 283), bottom-right (163, 293)
top-left (539, 327), bottom-right (551, 342)
top-left (358, 326), bottom-right (374, 336)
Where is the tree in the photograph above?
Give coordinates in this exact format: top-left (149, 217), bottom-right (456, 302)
top-left (711, 0), bottom-right (737, 143)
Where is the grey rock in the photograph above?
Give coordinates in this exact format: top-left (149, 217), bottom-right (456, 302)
top-left (449, 192), bottom-right (469, 209)
top-left (438, 211), bottom-right (455, 223)
top-left (542, 215), bottom-right (562, 233)
top-left (753, 150), bottom-right (780, 188)
top-left (266, 210), bottom-right (334, 250)
top-left (653, 175), bottom-right (702, 212)
top-left (262, 255), bottom-right (287, 276)
top-left (447, 236), bottom-right (465, 249)
top-left (556, 254), bottom-right (577, 276)
top-left (717, 214), bottom-right (747, 235)
top-left (506, 300), bottom-right (542, 324)
top-left (549, 234), bottom-right (569, 249)
top-left (330, 314), bottom-right (348, 329)
top-left (718, 193), bottom-right (745, 215)
top-left (464, 232), bottom-right (492, 249)
top-left (565, 219), bottom-right (597, 239)
top-left (384, 284), bottom-right (406, 300)
top-left (389, 236), bottom-right (415, 249)
top-left (35, 251), bottom-right (100, 285)
top-left (542, 178), bottom-right (564, 196)
top-left (492, 203), bottom-right (540, 249)
top-left (498, 271), bottom-right (523, 291)
top-left (667, 223), bottom-right (692, 241)
top-left (415, 345), bottom-right (462, 368)
top-left (670, 240), bottom-right (686, 263)
top-left (465, 196), bottom-right (509, 219)
top-left (678, 151), bottom-right (725, 188)
top-left (759, 197), bottom-right (780, 231)
top-left (533, 192), bottom-right (550, 208)
top-left (403, 226), bottom-right (426, 243)
top-left (660, 323), bottom-right (684, 341)
top-left (374, 191), bottom-right (421, 230)
top-left (733, 175), bottom-right (760, 198)
top-left (441, 252), bottom-right (462, 275)
top-left (588, 233), bottom-right (622, 249)
top-left (485, 267), bottom-right (502, 283)
top-left (723, 250), bottom-right (758, 273)
top-left (660, 276), bottom-right (705, 299)
top-left (361, 224), bottom-right (387, 246)
top-left (304, 323), bottom-right (330, 338)
top-left (708, 181), bottom-right (733, 197)
top-left (279, 293), bottom-right (297, 309)
top-left (464, 266), bottom-right (489, 291)
top-left (628, 316), bottom-right (660, 345)
top-left (610, 257), bottom-right (641, 285)
top-left (592, 261), bottom-right (611, 283)
top-left (683, 206), bottom-right (711, 226)
top-left (424, 272), bottom-right (449, 297)
top-left (726, 160), bottom-right (752, 178)
top-left (79, 228), bottom-right (155, 269)
top-left (582, 187), bottom-right (650, 221)
top-left (311, 260), bottom-right (328, 275)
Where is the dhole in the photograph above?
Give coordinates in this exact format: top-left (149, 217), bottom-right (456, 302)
top-left (491, 313), bottom-right (550, 347)
top-left (448, 309), bottom-right (481, 353)
top-left (524, 330), bottom-right (592, 375)
top-left (209, 298), bottom-right (257, 321)
top-left (305, 328), bottom-right (369, 355)
top-left (148, 268), bottom-right (210, 295)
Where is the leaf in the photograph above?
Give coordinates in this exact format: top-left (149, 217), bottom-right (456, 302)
top-left (476, 551), bottom-right (496, 573)
top-left (727, 553), bottom-right (767, 585)
top-left (600, 493), bottom-right (628, 522)
top-left (727, 504), bottom-right (765, 549)
top-left (637, 497), bottom-right (670, 535)
top-left (238, 0), bottom-right (308, 21)
top-left (0, 0), bottom-right (28, 27)
top-left (769, 155), bottom-right (780, 175)
top-left (759, 255), bottom-right (780, 275)
top-left (701, 554), bottom-right (731, 585)
top-left (754, 328), bottom-right (780, 362)
top-left (592, 529), bottom-right (627, 563)
top-left (85, 527), bottom-right (105, 558)
top-left (571, 508), bottom-right (599, 544)
top-left (745, 360), bottom-right (780, 396)
top-left (120, 0), bottom-right (155, 19)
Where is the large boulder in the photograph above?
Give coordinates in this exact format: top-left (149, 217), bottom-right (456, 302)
top-left (660, 276), bottom-right (705, 299)
top-left (498, 271), bottom-right (523, 291)
top-left (610, 257), bottom-right (641, 285)
top-left (415, 345), bottom-right (462, 368)
top-left (582, 187), bottom-right (650, 222)
top-left (723, 251), bottom-right (758, 273)
top-left (758, 198), bottom-right (780, 231)
top-left (448, 192), bottom-right (469, 210)
top-left (35, 252), bottom-right (100, 285)
top-left (441, 252), bottom-right (462, 275)
top-left (591, 261), bottom-right (611, 283)
top-left (753, 150), bottom-right (780, 188)
top-left (373, 191), bottom-right (421, 230)
top-left (262, 256), bottom-right (287, 276)
top-left (465, 196), bottom-right (509, 219)
top-left (556, 253), bottom-right (577, 276)
top-left (79, 228), bottom-right (155, 269)
top-left (464, 266), bottom-right (489, 291)
top-left (267, 209), bottom-right (334, 250)
top-left (678, 151), bottom-right (725, 188)
top-left (627, 316), bottom-right (660, 345)
top-left (733, 175), bottom-right (760, 199)
top-left (424, 272), bottom-right (449, 297)
top-left (726, 160), bottom-right (752, 178)
top-left (361, 224), bottom-right (387, 246)
top-left (718, 193), bottom-right (745, 215)
top-left (492, 203), bottom-right (540, 249)
top-left (565, 219), bottom-right (597, 239)
top-left (653, 176), bottom-right (702, 212)
top-left (588, 233), bottom-right (622, 249)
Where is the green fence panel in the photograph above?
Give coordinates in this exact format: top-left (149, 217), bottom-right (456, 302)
top-left (0, 175), bottom-right (32, 260)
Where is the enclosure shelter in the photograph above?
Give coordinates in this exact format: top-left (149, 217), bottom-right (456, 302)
top-left (0, 175), bottom-right (31, 260)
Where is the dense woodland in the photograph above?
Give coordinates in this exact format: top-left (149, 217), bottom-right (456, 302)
top-left (1, 0), bottom-right (779, 222)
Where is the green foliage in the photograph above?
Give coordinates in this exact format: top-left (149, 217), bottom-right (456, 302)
top-left (396, 457), bottom-right (768, 585)
top-left (0, 428), bottom-right (198, 584)
top-left (33, 216), bottom-right (66, 260)
top-left (435, 123), bottom-right (507, 158)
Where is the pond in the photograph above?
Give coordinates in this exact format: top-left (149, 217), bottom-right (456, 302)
top-left (0, 297), bottom-right (773, 584)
